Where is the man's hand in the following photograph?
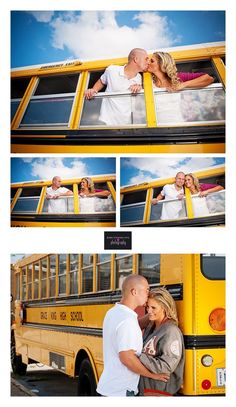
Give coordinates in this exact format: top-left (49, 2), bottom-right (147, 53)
top-left (152, 198), bottom-right (158, 205)
top-left (84, 88), bottom-right (97, 100)
top-left (177, 193), bottom-right (184, 200)
top-left (129, 84), bottom-right (142, 94)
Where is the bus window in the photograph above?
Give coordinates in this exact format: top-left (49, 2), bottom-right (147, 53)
top-left (34, 262), bottom-right (40, 299)
top-left (87, 71), bottom-right (106, 91)
top-left (49, 255), bottom-right (56, 297)
top-left (78, 181), bottom-right (115, 213)
top-left (82, 255), bottom-right (93, 293)
top-left (154, 85), bottom-right (225, 125)
top-left (191, 175), bottom-right (225, 217)
top-left (11, 77), bottom-right (31, 120)
top-left (41, 257), bottom-right (48, 298)
top-left (120, 190), bottom-right (147, 225)
top-left (27, 265), bottom-right (33, 300)
top-left (201, 254), bottom-right (225, 280)
top-left (115, 255), bottom-right (133, 289)
top-left (80, 92), bottom-right (146, 127)
top-left (12, 187), bottom-right (42, 213)
top-left (16, 273), bottom-right (20, 300)
top-left (58, 254), bottom-right (67, 295)
top-left (97, 254), bottom-right (111, 291)
top-left (138, 254), bottom-right (161, 284)
top-left (21, 267), bottom-right (27, 300)
top-left (69, 254), bottom-right (79, 295)
top-left (19, 74), bottom-right (80, 127)
top-left (42, 184), bottom-right (74, 214)
top-left (176, 60), bottom-right (221, 83)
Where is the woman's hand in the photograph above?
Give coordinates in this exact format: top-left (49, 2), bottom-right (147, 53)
top-left (151, 372), bottom-right (170, 382)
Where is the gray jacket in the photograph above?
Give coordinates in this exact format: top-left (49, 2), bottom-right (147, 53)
top-left (139, 321), bottom-right (185, 395)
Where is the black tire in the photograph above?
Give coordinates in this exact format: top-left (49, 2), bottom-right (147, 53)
top-left (11, 335), bottom-right (27, 376)
top-left (77, 358), bottom-right (97, 396)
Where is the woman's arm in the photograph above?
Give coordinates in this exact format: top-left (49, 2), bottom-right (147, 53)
top-left (199, 184), bottom-right (224, 197)
top-left (177, 72), bottom-right (214, 90)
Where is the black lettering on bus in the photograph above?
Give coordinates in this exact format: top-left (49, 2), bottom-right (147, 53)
top-left (60, 312), bottom-right (67, 321)
top-left (70, 311), bottom-right (83, 322)
top-left (40, 312), bottom-right (48, 320)
top-left (51, 312), bottom-right (57, 320)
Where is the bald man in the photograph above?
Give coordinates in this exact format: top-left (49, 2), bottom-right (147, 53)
top-left (46, 176), bottom-right (73, 213)
top-left (84, 48), bottom-right (150, 125)
top-left (97, 275), bottom-right (169, 396)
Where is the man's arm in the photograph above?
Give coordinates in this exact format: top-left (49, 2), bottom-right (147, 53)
top-left (119, 350), bottom-right (169, 382)
top-left (84, 79), bottom-right (105, 100)
top-left (152, 192), bottom-right (164, 205)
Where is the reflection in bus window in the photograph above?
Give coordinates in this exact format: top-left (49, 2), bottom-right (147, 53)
top-left (58, 254), bottom-right (67, 295)
top-left (42, 196), bottom-right (74, 214)
top-left (34, 262), bottom-right (39, 299)
top-left (49, 255), bottom-right (56, 297)
top-left (20, 74), bottom-right (80, 127)
top-left (150, 198), bottom-right (187, 222)
top-left (22, 267), bottom-right (27, 300)
top-left (115, 255), bottom-right (133, 289)
top-left (41, 257), bottom-right (47, 298)
top-left (138, 254), bottom-right (160, 284)
top-left (27, 265), bottom-right (32, 300)
top-left (80, 92), bottom-right (146, 127)
top-left (79, 195), bottom-right (115, 213)
top-left (82, 255), bottom-right (93, 293)
top-left (154, 85), bottom-right (225, 125)
top-left (201, 254), bottom-right (225, 280)
top-left (192, 190), bottom-right (225, 217)
top-left (97, 255), bottom-right (111, 291)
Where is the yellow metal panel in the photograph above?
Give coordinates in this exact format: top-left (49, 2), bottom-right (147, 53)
top-left (212, 57), bottom-right (225, 86)
top-left (143, 72), bottom-right (157, 127)
top-left (143, 188), bottom-right (152, 224)
top-left (71, 71), bottom-right (89, 129)
top-left (11, 221), bottom-right (116, 227)
top-left (73, 183), bottom-right (79, 214)
top-left (185, 187), bottom-right (194, 219)
top-left (36, 186), bottom-right (47, 214)
top-left (107, 181), bottom-right (116, 203)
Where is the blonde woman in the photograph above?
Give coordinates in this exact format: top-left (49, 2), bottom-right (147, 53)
top-left (138, 287), bottom-right (185, 396)
top-left (185, 173), bottom-right (224, 217)
top-left (79, 177), bottom-right (111, 213)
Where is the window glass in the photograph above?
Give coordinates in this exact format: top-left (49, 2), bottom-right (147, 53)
top-left (58, 254), bottom-right (67, 294)
top-left (97, 259), bottom-right (111, 291)
top-left (21, 267), bottom-right (27, 300)
top-left (120, 203), bottom-right (145, 225)
top-left (16, 273), bottom-right (20, 300)
top-left (34, 262), bottom-right (40, 299)
top-left (150, 198), bottom-right (187, 222)
top-left (122, 190), bottom-right (147, 205)
top-left (192, 191), bottom-right (225, 217)
top-left (12, 187), bottom-right (42, 214)
top-left (115, 255), bottom-right (133, 289)
top-left (42, 185), bottom-right (74, 214)
top-left (41, 258), bottom-right (48, 298)
top-left (34, 74), bottom-right (79, 95)
top-left (27, 265), bottom-right (32, 300)
top-left (49, 255), bottom-right (56, 297)
top-left (82, 267), bottom-right (93, 293)
top-left (11, 188), bottom-right (18, 199)
top-left (201, 254), bottom-right (225, 280)
top-left (70, 254), bottom-right (78, 295)
top-left (138, 254), bottom-right (161, 284)
top-left (82, 254), bottom-right (94, 267)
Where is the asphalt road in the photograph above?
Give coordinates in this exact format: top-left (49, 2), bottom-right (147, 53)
top-left (11, 364), bottom-right (78, 396)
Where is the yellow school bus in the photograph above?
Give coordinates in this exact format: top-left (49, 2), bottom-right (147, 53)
top-left (11, 42), bottom-right (225, 154)
top-left (121, 164), bottom-right (225, 227)
top-left (11, 253), bottom-right (225, 396)
top-left (11, 174), bottom-right (116, 227)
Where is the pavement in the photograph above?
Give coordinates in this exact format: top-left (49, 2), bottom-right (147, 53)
top-left (11, 377), bottom-right (37, 396)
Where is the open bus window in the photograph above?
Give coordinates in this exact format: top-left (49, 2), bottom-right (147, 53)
top-left (201, 254), bottom-right (225, 280)
top-left (70, 254), bottom-right (79, 295)
top-left (115, 255), bottom-right (133, 289)
top-left (97, 254), bottom-right (111, 291)
top-left (19, 74), bottom-right (80, 127)
top-left (120, 190), bottom-right (147, 225)
top-left (138, 254), bottom-right (160, 284)
top-left (150, 197), bottom-right (187, 222)
top-left (176, 59), bottom-right (222, 83)
top-left (190, 174), bottom-right (225, 217)
top-left (42, 184), bottom-right (74, 214)
top-left (11, 77), bottom-right (31, 120)
top-left (12, 187), bottom-right (42, 213)
top-left (78, 182), bottom-right (115, 213)
top-left (80, 92), bottom-right (146, 127)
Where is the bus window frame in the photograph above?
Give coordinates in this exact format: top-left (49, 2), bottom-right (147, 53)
top-left (200, 254), bottom-right (225, 281)
top-left (96, 256), bottom-right (112, 292)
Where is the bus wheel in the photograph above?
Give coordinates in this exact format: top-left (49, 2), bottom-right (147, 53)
top-left (77, 358), bottom-right (97, 396)
top-left (11, 337), bottom-right (27, 376)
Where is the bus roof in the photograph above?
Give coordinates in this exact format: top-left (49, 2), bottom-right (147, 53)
top-left (11, 41), bottom-right (225, 72)
top-left (11, 173), bottom-right (116, 187)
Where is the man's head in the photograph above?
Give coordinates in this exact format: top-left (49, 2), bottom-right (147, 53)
top-left (121, 274), bottom-right (149, 307)
top-left (175, 172), bottom-right (185, 188)
top-left (52, 176), bottom-right (62, 189)
top-left (128, 48), bottom-right (149, 72)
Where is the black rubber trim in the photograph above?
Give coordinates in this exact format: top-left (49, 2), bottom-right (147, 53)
top-left (11, 213), bottom-right (116, 223)
top-left (184, 335), bottom-right (225, 349)
top-left (124, 214), bottom-right (225, 227)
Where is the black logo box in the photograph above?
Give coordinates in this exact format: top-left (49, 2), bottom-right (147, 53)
top-left (104, 231), bottom-right (132, 250)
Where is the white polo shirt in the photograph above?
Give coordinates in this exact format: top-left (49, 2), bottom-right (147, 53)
top-left (97, 303), bottom-right (143, 396)
top-left (160, 183), bottom-right (184, 220)
top-left (46, 186), bottom-right (70, 213)
top-left (99, 65), bottom-right (142, 125)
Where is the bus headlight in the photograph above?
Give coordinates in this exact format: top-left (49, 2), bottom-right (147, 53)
top-left (209, 308), bottom-right (225, 331)
top-left (201, 355), bottom-right (213, 367)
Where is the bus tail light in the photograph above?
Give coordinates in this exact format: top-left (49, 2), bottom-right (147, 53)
top-left (201, 380), bottom-right (211, 390)
top-left (209, 308), bottom-right (225, 331)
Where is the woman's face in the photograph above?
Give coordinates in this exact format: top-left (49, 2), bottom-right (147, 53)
top-left (185, 176), bottom-right (194, 189)
top-left (81, 179), bottom-right (88, 189)
top-left (147, 54), bottom-right (160, 73)
top-left (146, 298), bottom-right (165, 322)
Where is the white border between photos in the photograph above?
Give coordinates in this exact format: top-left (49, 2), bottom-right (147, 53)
top-left (1, 0), bottom-right (236, 405)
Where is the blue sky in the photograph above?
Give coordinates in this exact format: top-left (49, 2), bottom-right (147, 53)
top-left (120, 157), bottom-right (225, 186)
top-left (11, 11), bottom-right (225, 68)
top-left (11, 158), bottom-right (116, 183)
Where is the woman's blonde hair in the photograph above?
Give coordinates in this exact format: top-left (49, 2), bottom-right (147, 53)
top-left (80, 177), bottom-right (95, 193)
top-left (152, 51), bottom-right (181, 89)
top-left (185, 173), bottom-right (201, 192)
top-left (148, 287), bottom-right (179, 325)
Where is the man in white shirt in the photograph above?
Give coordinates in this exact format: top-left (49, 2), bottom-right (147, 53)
top-left (46, 176), bottom-right (73, 213)
top-left (84, 48), bottom-right (149, 125)
top-left (96, 274), bottom-right (169, 396)
top-left (152, 172), bottom-right (185, 220)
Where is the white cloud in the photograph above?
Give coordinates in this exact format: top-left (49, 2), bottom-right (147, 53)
top-left (28, 11), bottom-right (55, 23)
top-left (30, 158), bottom-right (88, 180)
top-left (48, 11), bottom-right (179, 60)
top-left (123, 157), bottom-right (221, 185)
